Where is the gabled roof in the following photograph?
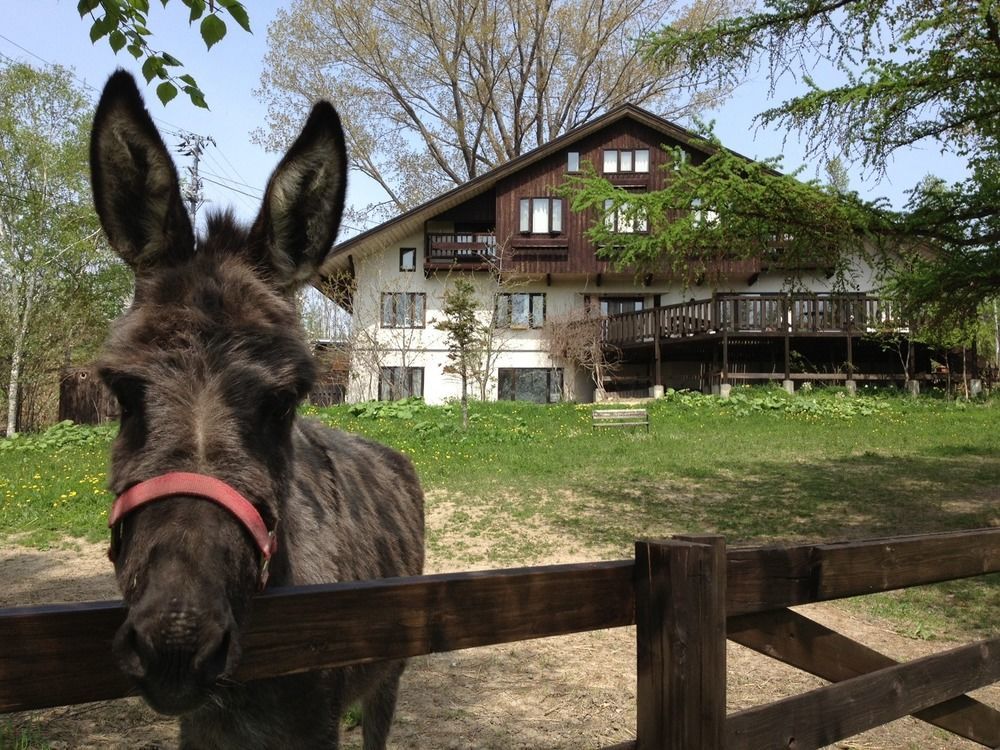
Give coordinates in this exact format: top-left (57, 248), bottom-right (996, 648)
top-left (320, 104), bottom-right (736, 277)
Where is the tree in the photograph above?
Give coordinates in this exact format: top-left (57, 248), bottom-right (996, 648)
top-left (564, 139), bottom-right (893, 288)
top-left (434, 278), bottom-right (480, 428)
top-left (0, 62), bottom-right (129, 435)
top-left (254, 0), bottom-right (745, 224)
top-left (77, 0), bottom-right (253, 107)
top-left (568, 1), bottom-right (1000, 334)
top-left (543, 307), bottom-right (619, 398)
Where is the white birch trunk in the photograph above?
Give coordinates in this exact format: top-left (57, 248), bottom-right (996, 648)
top-left (6, 272), bottom-right (37, 436)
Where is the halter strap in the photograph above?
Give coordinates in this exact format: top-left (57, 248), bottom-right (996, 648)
top-left (108, 471), bottom-right (277, 589)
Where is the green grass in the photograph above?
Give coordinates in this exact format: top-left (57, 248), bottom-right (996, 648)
top-left (1, 389), bottom-right (997, 640)
top-left (0, 722), bottom-right (50, 750)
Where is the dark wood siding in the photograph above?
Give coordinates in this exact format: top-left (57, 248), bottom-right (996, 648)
top-left (495, 118), bottom-right (703, 276)
top-left (436, 190), bottom-right (496, 224)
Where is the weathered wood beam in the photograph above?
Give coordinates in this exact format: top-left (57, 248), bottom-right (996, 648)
top-left (729, 608), bottom-right (1000, 747)
top-left (0, 561), bottom-right (635, 713)
top-left (725, 528), bottom-right (1000, 616)
top-left (636, 537), bottom-right (726, 750)
top-left (726, 637), bottom-right (1000, 749)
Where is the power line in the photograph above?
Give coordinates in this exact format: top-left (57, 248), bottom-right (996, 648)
top-left (200, 170), bottom-right (264, 196)
top-left (200, 175), bottom-right (265, 201)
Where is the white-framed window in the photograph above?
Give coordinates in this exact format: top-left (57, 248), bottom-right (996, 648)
top-left (379, 367), bottom-right (423, 400)
top-left (519, 197), bottom-right (563, 234)
top-left (602, 149), bottom-right (650, 173)
top-left (567, 151), bottom-right (580, 172)
top-left (380, 292), bottom-right (426, 328)
top-left (496, 292), bottom-right (546, 328)
top-left (603, 198), bottom-right (648, 234)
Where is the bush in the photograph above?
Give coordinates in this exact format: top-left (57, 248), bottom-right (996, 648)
top-left (0, 421), bottom-right (116, 453)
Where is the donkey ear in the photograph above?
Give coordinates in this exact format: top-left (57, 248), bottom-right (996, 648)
top-left (90, 71), bottom-right (194, 272)
top-left (251, 101), bottom-right (347, 290)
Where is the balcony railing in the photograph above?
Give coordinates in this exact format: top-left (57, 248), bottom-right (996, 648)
top-left (602, 293), bottom-right (903, 347)
top-left (426, 233), bottom-right (497, 266)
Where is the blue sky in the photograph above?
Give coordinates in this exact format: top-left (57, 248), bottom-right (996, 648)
top-left (0, 1), bottom-right (969, 236)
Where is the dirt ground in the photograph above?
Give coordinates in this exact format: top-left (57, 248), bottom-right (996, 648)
top-left (2, 539), bottom-right (997, 750)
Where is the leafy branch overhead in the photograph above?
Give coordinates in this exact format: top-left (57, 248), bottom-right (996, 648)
top-left (77, 0), bottom-right (252, 107)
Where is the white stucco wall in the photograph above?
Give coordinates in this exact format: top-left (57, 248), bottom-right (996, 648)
top-left (346, 233), bottom-right (882, 404)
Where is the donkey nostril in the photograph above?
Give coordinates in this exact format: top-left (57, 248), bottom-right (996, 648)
top-left (114, 622), bottom-right (154, 679)
top-left (192, 627), bottom-right (235, 684)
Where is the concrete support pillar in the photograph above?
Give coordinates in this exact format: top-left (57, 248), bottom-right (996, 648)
top-left (782, 379), bottom-right (794, 395)
top-left (650, 385), bottom-right (665, 399)
top-left (970, 379), bottom-right (983, 397)
top-left (845, 379), bottom-right (857, 396)
top-left (906, 379), bottom-right (920, 397)
top-left (719, 383), bottom-right (732, 399)
top-left (594, 388), bottom-right (607, 402)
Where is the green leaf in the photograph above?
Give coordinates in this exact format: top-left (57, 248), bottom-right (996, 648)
top-left (89, 18), bottom-right (111, 43)
top-left (186, 0), bottom-right (206, 23)
top-left (140, 55), bottom-right (161, 83)
top-left (179, 73), bottom-right (198, 86)
top-left (130, 0), bottom-right (149, 12)
top-left (188, 87), bottom-right (208, 109)
top-left (160, 52), bottom-right (182, 66)
top-left (77, 0), bottom-right (101, 15)
top-left (127, 42), bottom-right (143, 59)
top-left (218, 0), bottom-right (251, 32)
top-left (99, 0), bottom-right (122, 24)
top-left (109, 29), bottom-right (127, 52)
top-left (156, 81), bottom-right (178, 105)
top-left (200, 13), bottom-right (227, 49)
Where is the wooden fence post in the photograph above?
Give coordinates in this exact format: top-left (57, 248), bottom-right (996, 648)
top-left (635, 536), bottom-right (727, 750)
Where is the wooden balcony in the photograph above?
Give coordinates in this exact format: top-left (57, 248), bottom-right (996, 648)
top-left (603, 293), bottom-right (904, 347)
top-left (425, 233), bottom-right (497, 271)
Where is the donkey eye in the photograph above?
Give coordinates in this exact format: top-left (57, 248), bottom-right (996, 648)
top-left (260, 391), bottom-right (297, 427)
top-left (111, 377), bottom-right (146, 420)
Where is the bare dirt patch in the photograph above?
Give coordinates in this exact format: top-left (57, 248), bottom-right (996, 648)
top-left (2, 536), bottom-right (997, 749)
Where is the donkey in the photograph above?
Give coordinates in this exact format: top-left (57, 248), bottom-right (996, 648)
top-left (90, 71), bottom-right (424, 749)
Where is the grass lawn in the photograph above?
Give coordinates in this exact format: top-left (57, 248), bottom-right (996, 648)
top-left (1, 387), bottom-right (997, 641)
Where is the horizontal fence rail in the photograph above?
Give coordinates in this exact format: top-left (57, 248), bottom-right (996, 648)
top-left (2, 529), bottom-right (998, 748)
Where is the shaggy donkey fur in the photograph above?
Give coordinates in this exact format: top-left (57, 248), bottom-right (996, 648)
top-left (91, 71), bottom-right (424, 749)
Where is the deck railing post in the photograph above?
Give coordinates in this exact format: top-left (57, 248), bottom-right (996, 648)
top-left (635, 536), bottom-right (727, 750)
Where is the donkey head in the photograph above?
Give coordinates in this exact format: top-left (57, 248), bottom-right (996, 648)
top-left (91, 71), bottom-right (346, 715)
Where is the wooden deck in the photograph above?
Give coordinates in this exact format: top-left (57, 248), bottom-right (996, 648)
top-left (601, 293), bottom-right (914, 388)
top-left (602, 293), bottom-right (903, 347)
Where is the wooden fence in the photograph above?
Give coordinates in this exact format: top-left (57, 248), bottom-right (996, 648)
top-left (1, 528), bottom-right (998, 748)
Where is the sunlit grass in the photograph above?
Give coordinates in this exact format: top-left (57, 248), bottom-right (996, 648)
top-left (2, 389), bottom-right (997, 639)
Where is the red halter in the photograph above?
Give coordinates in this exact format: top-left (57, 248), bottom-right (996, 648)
top-left (108, 471), bottom-right (277, 590)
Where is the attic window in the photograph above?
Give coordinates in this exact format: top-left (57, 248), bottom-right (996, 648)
top-left (399, 247), bottom-right (416, 272)
top-left (603, 149), bottom-right (650, 173)
top-left (567, 151), bottom-right (580, 172)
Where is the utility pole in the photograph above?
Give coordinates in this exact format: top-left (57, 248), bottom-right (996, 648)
top-left (176, 132), bottom-right (215, 236)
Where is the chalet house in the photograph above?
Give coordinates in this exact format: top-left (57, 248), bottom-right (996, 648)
top-left (319, 105), bottom-right (921, 404)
